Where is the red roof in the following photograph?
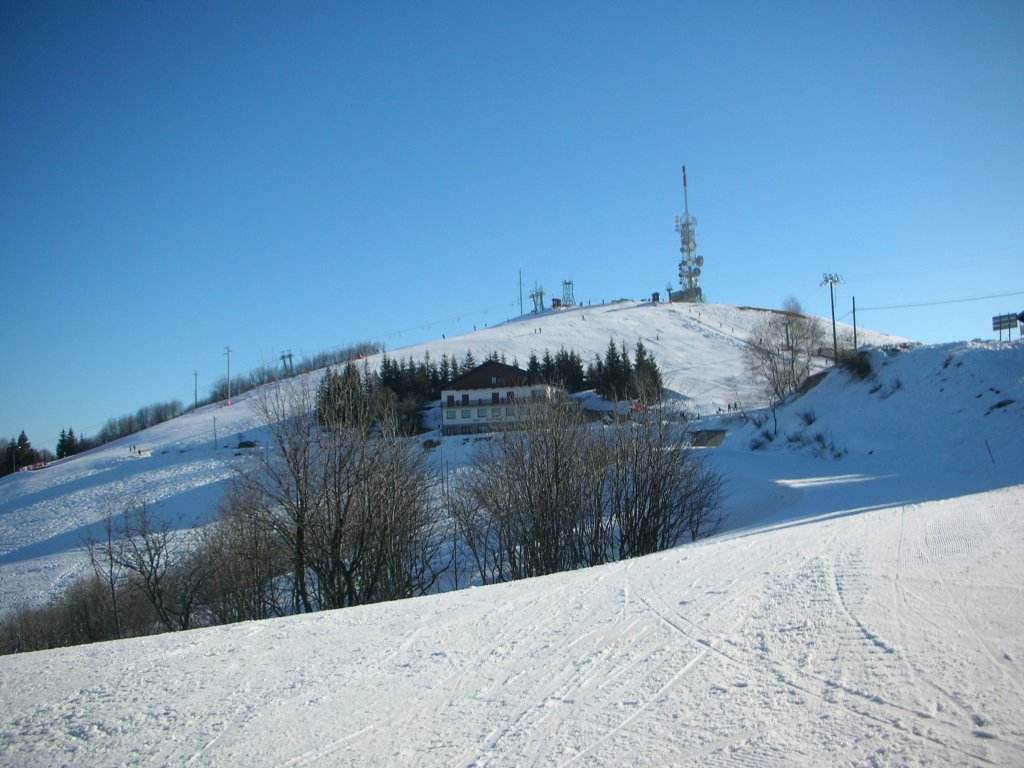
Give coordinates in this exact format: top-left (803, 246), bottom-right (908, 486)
top-left (445, 360), bottom-right (540, 391)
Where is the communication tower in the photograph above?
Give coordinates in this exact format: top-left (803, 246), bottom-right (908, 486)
top-left (562, 279), bottom-right (575, 307)
top-left (673, 165), bottom-right (704, 302)
top-left (529, 283), bottom-right (546, 313)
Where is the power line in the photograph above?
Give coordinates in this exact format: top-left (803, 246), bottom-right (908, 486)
top-left (856, 290), bottom-right (1024, 313)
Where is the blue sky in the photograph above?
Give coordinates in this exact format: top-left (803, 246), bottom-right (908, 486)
top-left (2, 1), bottom-right (1022, 452)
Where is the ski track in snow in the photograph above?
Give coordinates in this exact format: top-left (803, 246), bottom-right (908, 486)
top-left (0, 302), bottom-right (1022, 766)
top-left (2, 489), bottom-right (1021, 766)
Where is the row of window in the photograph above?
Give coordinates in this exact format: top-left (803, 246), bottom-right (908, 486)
top-left (445, 389), bottom-right (547, 408)
top-left (445, 406), bottom-right (528, 421)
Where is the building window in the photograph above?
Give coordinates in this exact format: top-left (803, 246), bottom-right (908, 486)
top-left (461, 410), bottom-right (471, 418)
top-left (506, 407), bottom-right (515, 416)
top-left (461, 394), bottom-right (469, 406)
top-left (446, 395), bottom-right (455, 407)
top-left (477, 408), bottom-right (487, 417)
top-left (491, 392), bottom-right (499, 404)
top-left (491, 408), bottom-right (500, 417)
top-left (446, 410), bottom-right (457, 420)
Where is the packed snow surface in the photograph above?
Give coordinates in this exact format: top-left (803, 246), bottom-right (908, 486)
top-left (1, 301), bottom-right (1023, 766)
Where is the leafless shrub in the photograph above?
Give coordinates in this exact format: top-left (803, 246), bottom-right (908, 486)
top-left (101, 503), bottom-right (211, 632)
top-left (745, 300), bottom-right (825, 433)
top-left (449, 399), bottom-right (722, 585)
top-left (233, 376), bottom-right (448, 613)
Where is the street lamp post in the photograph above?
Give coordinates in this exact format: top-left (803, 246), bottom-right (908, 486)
top-left (224, 347), bottom-right (232, 406)
top-left (820, 273), bottom-right (844, 362)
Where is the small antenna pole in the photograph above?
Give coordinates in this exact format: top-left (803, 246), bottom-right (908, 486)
top-left (519, 267), bottom-right (523, 316)
top-left (224, 346), bottom-right (232, 406)
top-left (852, 296), bottom-right (858, 350)
top-left (683, 164), bottom-right (689, 217)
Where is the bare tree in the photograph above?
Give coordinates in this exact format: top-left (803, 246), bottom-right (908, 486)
top-left (744, 299), bottom-right (825, 432)
top-left (449, 396), bottom-right (723, 585)
top-left (196, 480), bottom-right (289, 624)
top-left (605, 409), bottom-right (722, 559)
top-left (449, 399), bottom-right (607, 583)
top-left (88, 513), bottom-right (126, 639)
top-left (246, 377), bottom-right (321, 612)
top-left (237, 374), bottom-right (448, 613)
top-left (104, 503), bottom-right (210, 632)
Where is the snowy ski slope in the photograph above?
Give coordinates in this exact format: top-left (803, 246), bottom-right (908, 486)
top-left (1, 301), bottom-right (1023, 766)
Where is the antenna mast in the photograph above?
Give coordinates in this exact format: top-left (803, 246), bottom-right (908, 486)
top-left (674, 164), bottom-right (704, 302)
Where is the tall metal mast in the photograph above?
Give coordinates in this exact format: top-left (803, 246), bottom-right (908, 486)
top-left (674, 164), bottom-right (704, 302)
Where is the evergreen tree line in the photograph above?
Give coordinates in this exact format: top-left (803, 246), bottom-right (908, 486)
top-left (1, 377), bottom-right (717, 655)
top-left (1, 431), bottom-right (54, 478)
top-left (316, 338), bottom-right (664, 433)
top-left (505, 338), bottom-right (664, 402)
top-left (317, 349), bottom-right (504, 432)
top-left (584, 339), bottom-right (664, 403)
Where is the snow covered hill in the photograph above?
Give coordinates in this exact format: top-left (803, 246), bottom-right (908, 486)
top-left (1, 301), bottom-right (1023, 766)
top-left (0, 301), bottom-right (900, 613)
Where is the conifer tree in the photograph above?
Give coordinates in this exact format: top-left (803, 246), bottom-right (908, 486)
top-left (541, 350), bottom-right (556, 383)
top-left (439, 354), bottom-right (451, 387)
top-left (554, 348), bottom-right (586, 392)
top-left (14, 431), bottom-right (37, 470)
top-left (2, 438), bottom-right (15, 476)
top-left (527, 352), bottom-right (541, 378)
top-left (632, 341), bottom-right (663, 403)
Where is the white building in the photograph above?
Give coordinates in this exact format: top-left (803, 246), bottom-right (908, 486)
top-left (440, 360), bottom-right (563, 436)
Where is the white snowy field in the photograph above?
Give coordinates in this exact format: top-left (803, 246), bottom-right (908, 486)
top-left (0, 484), bottom-right (1021, 766)
top-left (1, 301), bottom-right (1023, 766)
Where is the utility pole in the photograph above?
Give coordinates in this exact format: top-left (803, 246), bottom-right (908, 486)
top-left (518, 267), bottom-right (523, 317)
top-left (820, 274), bottom-right (844, 362)
top-left (852, 296), bottom-right (858, 350)
top-left (193, 371), bottom-right (198, 412)
top-left (224, 346), bottom-right (232, 406)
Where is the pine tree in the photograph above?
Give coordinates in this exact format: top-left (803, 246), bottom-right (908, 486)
top-left (599, 339), bottom-right (624, 399)
top-left (2, 438), bottom-right (15, 477)
top-left (527, 352), bottom-right (541, 378)
top-left (541, 349), bottom-right (556, 383)
top-left (317, 364), bottom-right (369, 428)
top-left (439, 354), bottom-right (451, 387)
top-left (632, 341), bottom-right (663, 403)
top-left (554, 348), bottom-right (586, 392)
top-left (14, 431), bottom-right (37, 470)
